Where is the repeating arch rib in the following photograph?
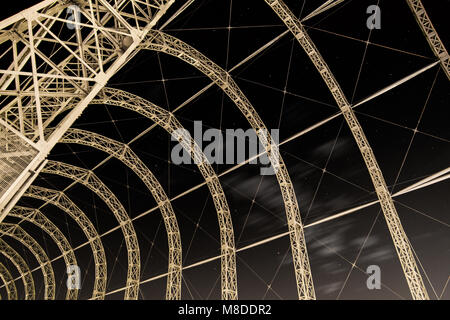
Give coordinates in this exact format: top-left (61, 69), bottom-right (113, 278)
top-left (41, 160), bottom-right (140, 299)
top-left (0, 223), bottom-right (55, 299)
top-left (8, 206), bottom-right (78, 300)
top-left (263, 0), bottom-right (429, 300)
top-left (53, 127), bottom-right (182, 300)
top-left (406, 0), bottom-right (450, 80)
top-left (140, 31), bottom-right (315, 300)
top-left (54, 89), bottom-right (238, 299)
top-left (0, 262), bottom-right (18, 300)
top-left (23, 185), bottom-right (107, 299)
top-left (90, 88), bottom-right (237, 300)
top-left (0, 238), bottom-right (34, 299)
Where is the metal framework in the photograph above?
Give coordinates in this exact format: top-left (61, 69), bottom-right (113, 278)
top-left (0, 0), bottom-right (446, 301)
top-left (55, 127), bottom-right (182, 300)
top-left (0, 223), bottom-right (55, 299)
top-left (406, 0), bottom-right (450, 80)
top-left (89, 88), bottom-right (238, 300)
top-left (0, 0), bottom-right (174, 219)
top-left (23, 185), bottom-right (107, 299)
top-left (0, 261), bottom-right (18, 300)
top-left (41, 160), bottom-right (140, 299)
top-left (263, 0), bottom-right (429, 300)
top-left (0, 238), bottom-right (34, 299)
top-left (31, 86), bottom-right (239, 299)
top-left (141, 32), bottom-right (315, 300)
top-left (8, 206), bottom-right (78, 299)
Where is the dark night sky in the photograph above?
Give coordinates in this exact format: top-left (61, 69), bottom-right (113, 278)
top-left (0, 0), bottom-right (448, 300)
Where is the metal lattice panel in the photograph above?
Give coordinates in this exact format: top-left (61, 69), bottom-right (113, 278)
top-left (0, 0), bottom-right (173, 138)
top-left (91, 88), bottom-right (238, 300)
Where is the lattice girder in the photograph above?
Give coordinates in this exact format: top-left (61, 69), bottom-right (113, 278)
top-left (263, 0), bottom-right (429, 300)
top-left (0, 223), bottom-right (55, 299)
top-left (24, 185), bottom-right (107, 299)
top-left (0, 238), bottom-right (34, 299)
top-left (55, 88), bottom-right (239, 299)
top-left (53, 127), bottom-right (182, 300)
top-left (0, 261), bottom-right (18, 300)
top-left (41, 160), bottom-right (140, 299)
top-left (9, 206), bottom-right (78, 300)
top-left (140, 31), bottom-right (315, 300)
top-left (406, 0), bottom-right (450, 80)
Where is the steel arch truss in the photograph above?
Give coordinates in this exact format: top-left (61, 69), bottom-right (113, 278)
top-left (263, 0), bottom-right (429, 300)
top-left (9, 206), bottom-right (78, 299)
top-left (0, 0), bottom-right (174, 219)
top-left (0, 261), bottom-right (18, 300)
top-left (24, 185), bottom-right (107, 299)
top-left (140, 32), bottom-right (315, 300)
top-left (0, 238), bottom-right (35, 299)
top-left (0, 0), bottom-right (444, 301)
top-left (55, 127), bottom-right (182, 300)
top-left (90, 88), bottom-right (238, 300)
top-left (0, 223), bottom-right (55, 299)
top-left (41, 160), bottom-right (140, 299)
top-left (406, 0), bottom-right (450, 79)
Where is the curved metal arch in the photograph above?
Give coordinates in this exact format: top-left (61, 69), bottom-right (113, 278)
top-left (140, 31), bottom-right (315, 299)
top-left (57, 89), bottom-right (238, 299)
top-left (23, 185), bottom-right (107, 300)
top-left (0, 238), bottom-right (34, 299)
top-left (0, 223), bottom-right (55, 299)
top-left (41, 160), bottom-right (140, 300)
top-left (90, 88), bottom-right (238, 300)
top-left (9, 206), bottom-right (78, 300)
top-left (406, 0), bottom-right (450, 80)
top-left (0, 262), bottom-right (18, 300)
top-left (53, 127), bottom-right (182, 300)
top-left (263, 0), bottom-right (429, 300)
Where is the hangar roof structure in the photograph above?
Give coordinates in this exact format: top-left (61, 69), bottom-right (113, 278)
top-left (0, 0), bottom-right (448, 300)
